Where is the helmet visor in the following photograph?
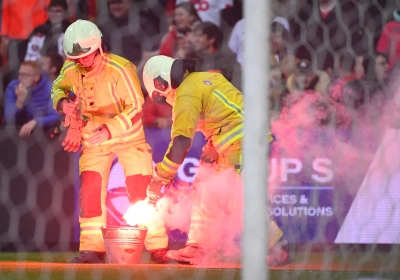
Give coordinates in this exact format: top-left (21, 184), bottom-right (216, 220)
top-left (67, 43), bottom-right (92, 57)
top-left (154, 75), bottom-right (170, 93)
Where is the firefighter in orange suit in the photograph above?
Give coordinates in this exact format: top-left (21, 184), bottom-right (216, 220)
top-left (51, 20), bottom-right (170, 264)
top-left (142, 55), bottom-right (290, 266)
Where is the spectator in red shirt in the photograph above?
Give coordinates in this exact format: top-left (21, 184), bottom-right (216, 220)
top-left (158, 2), bottom-right (201, 58)
top-left (376, 7), bottom-right (400, 68)
top-left (329, 51), bottom-right (359, 105)
top-left (0, 0), bottom-right (51, 79)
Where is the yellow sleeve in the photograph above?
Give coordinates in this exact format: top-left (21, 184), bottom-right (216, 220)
top-left (155, 158), bottom-right (181, 182)
top-left (51, 61), bottom-right (75, 112)
top-left (104, 61), bottom-right (145, 138)
top-left (156, 93), bottom-right (203, 180)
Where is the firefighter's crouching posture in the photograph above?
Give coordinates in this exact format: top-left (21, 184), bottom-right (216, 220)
top-left (142, 55), bottom-right (291, 266)
top-left (51, 20), bottom-right (169, 264)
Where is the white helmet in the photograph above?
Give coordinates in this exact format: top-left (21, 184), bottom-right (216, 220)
top-left (143, 55), bottom-right (196, 101)
top-left (63, 20), bottom-right (103, 59)
top-left (143, 55), bottom-right (176, 101)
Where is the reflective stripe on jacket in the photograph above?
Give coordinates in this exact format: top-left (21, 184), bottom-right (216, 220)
top-left (51, 53), bottom-right (146, 147)
top-left (157, 72), bottom-right (246, 177)
top-left (158, 72), bottom-right (273, 178)
top-left (173, 72), bottom-right (244, 154)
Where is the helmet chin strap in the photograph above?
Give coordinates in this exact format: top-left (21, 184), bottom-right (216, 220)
top-left (165, 89), bottom-right (176, 106)
top-left (99, 45), bottom-right (105, 56)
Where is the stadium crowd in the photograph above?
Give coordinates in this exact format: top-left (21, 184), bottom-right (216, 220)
top-left (0, 0), bottom-right (400, 135)
top-left (0, 0), bottom-right (397, 135)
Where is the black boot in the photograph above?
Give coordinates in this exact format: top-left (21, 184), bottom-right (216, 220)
top-left (150, 249), bottom-right (177, 264)
top-left (166, 245), bottom-right (204, 265)
top-left (71, 251), bottom-right (106, 264)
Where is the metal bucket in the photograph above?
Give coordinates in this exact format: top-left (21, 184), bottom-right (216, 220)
top-left (101, 225), bottom-right (147, 264)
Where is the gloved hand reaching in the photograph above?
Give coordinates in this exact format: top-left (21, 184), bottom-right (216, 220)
top-left (147, 167), bottom-right (172, 203)
top-left (200, 140), bottom-right (218, 164)
top-left (146, 180), bottom-right (164, 204)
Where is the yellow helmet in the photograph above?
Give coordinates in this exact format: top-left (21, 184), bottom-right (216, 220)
top-left (63, 20), bottom-right (102, 59)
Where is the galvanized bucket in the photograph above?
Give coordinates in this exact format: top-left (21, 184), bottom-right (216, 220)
top-left (101, 225), bottom-right (147, 264)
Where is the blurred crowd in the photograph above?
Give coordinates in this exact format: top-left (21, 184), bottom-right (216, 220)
top-left (0, 0), bottom-right (399, 137)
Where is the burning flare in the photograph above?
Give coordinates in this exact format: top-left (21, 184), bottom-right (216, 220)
top-left (123, 200), bottom-right (160, 226)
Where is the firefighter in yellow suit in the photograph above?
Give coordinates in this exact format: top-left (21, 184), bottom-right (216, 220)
top-left (51, 20), bottom-right (169, 264)
top-left (142, 55), bottom-right (290, 266)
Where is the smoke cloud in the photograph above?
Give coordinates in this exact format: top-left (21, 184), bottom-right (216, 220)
top-left (152, 165), bottom-right (244, 264)
top-left (270, 79), bottom-right (396, 196)
top-left (124, 68), bottom-right (400, 263)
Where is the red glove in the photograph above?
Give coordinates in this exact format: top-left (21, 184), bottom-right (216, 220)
top-left (62, 116), bottom-right (83, 152)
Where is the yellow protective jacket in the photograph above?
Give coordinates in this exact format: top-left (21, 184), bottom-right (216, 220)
top-left (51, 53), bottom-right (146, 147)
top-left (174, 72), bottom-right (243, 152)
top-left (157, 72), bottom-right (273, 179)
